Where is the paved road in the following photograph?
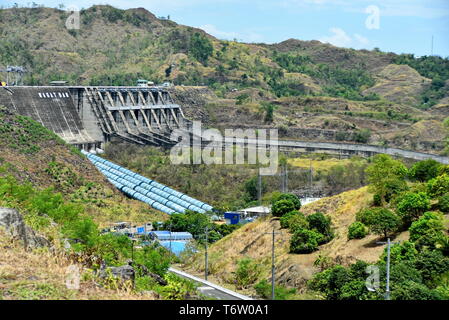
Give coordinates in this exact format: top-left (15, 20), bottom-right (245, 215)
top-left (168, 267), bottom-right (253, 300)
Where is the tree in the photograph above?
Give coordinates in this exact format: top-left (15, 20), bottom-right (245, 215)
top-left (290, 228), bottom-right (323, 253)
top-left (366, 154), bottom-right (408, 204)
top-left (356, 208), bottom-right (377, 226)
top-left (348, 221), bottom-right (368, 240)
top-left (271, 199), bottom-right (297, 217)
top-left (379, 241), bottom-right (418, 265)
top-left (437, 194), bottom-right (449, 213)
top-left (190, 32), bottom-right (213, 64)
top-left (260, 101), bottom-right (276, 123)
top-left (279, 210), bottom-right (308, 230)
top-left (270, 193), bottom-right (301, 210)
top-left (244, 176), bottom-right (266, 202)
top-left (391, 281), bottom-right (442, 300)
top-left (414, 250), bottom-right (449, 286)
top-left (353, 129), bottom-right (371, 143)
top-left (409, 159), bottom-right (442, 182)
top-left (409, 212), bottom-right (445, 250)
top-left (306, 212), bottom-right (333, 243)
top-left (396, 192), bottom-right (431, 226)
top-left (367, 208), bottom-right (400, 238)
top-left (427, 174), bottom-right (449, 197)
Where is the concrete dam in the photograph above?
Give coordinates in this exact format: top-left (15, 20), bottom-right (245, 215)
top-left (0, 85), bottom-right (187, 150)
top-left (1, 85), bottom-right (448, 164)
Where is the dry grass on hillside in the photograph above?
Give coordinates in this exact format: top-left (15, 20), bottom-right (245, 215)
top-left (0, 230), bottom-right (156, 300)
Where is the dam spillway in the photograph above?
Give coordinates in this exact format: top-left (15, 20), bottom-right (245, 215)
top-left (0, 85), bottom-right (187, 150)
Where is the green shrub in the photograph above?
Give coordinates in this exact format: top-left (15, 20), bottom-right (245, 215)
top-left (356, 208), bottom-right (377, 225)
top-left (409, 212), bottom-right (445, 250)
top-left (279, 211), bottom-right (305, 229)
top-left (366, 208), bottom-right (401, 238)
top-left (271, 199), bottom-right (297, 217)
top-left (366, 154), bottom-right (408, 204)
top-left (373, 193), bottom-right (382, 206)
top-left (290, 228), bottom-right (323, 253)
top-left (254, 279), bottom-right (297, 300)
top-left (348, 222), bottom-right (368, 240)
top-left (270, 193), bottom-right (301, 210)
top-left (414, 250), bottom-right (449, 286)
top-left (306, 212), bottom-right (333, 243)
top-left (437, 194), bottom-right (449, 213)
top-left (427, 174), bottom-right (449, 197)
top-left (379, 241), bottom-right (418, 264)
top-left (409, 159), bottom-right (442, 182)
top-left (396, 192), bottom-right (431, 225)
top-left (190, 32), bottom-right (213, 64)
top-left (391, 281), bottom-right (443, 300)
top-left (286, 213), bottom-right (309, 233)
top-left (234, 258), bottom-right (261, 289)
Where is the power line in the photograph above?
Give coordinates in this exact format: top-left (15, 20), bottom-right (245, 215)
top-left (264, 228), bottom-right (282, 300)
top-left (376, 238), bottom-right (400, 300)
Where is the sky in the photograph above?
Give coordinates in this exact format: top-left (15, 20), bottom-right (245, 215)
top-left (1, 0), bottom-right (448, 57)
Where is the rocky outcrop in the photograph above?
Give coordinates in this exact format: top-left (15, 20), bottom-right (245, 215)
top-left (98, 261), bottom-right (136, 282)
top-left (0, 207), bottom-right (50, 249)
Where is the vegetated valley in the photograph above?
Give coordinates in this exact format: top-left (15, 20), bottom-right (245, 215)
top-left (0, 4), bottom-right (448, 301)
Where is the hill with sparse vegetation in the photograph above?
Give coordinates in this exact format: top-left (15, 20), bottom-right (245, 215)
top-left (1, 4), bottom-right (449, 153)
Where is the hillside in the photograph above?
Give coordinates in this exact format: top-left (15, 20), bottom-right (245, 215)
top-left (1, 5), bottom-right (449, 153)
top-left (180, 187), bottom-right (398, 296)
top-left (0, 106), bottom-right (167, 226)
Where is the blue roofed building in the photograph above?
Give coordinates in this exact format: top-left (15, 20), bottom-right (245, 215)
top-left (149, 231), bottom-right (193, 256)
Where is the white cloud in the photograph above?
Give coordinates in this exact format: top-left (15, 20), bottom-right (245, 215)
top-left (199, 24), bottom-right (239, 40)
top-left (198, 24), bottom-right (264, 43)
top-left (320, 27), bottom-right (370, 49)
top-left (319, 27), bottom-right (352, 47)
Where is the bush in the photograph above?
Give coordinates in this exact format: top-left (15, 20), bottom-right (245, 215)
top-left (366, 154), bottom-right (408, 204)
top-left (379, 241), bottom-right (418, 264)
top-left (414, 250), bottom-right (449, 286)
top-left (353, 129), bottom-right (371, 143)
top-left (437, 194), bottom-right (449, 213)
top-left (279, 211), bottom-right (307, 230)
top-left (190, 32), bottom-right (213, 64)
top-left (427, 174), bottom-right (449, 197)
top-left (396, 192), bottom-right (431, 225)
top-left (373, 193), bottom-right (382, 206)
top-left (366, 208), bottom-right (401, 238)
top-left (234, 258), bottom-right (261, 289)
top-left (271, 193), bottom-right (301, 210)
top-left (271, 199), bottom-right (297, 217)
top-left (308, 265), bottom-right (350, 300)
top-left (409, 212), bottom-right (445, 250)
top-left (254, 279), bottom-right (297, 300)
top-left (286, 213), bottom-right (309, 233)
top-left (306, 212), bottom-right (333, 243)
top-left (356, 208), bottom-right (377, 225)
top-left (391, 281), bottom-right (443, 300)
top-left (348, 222), bottom-right (368, 240)
top-left (409, 160), bottom-right (442, 182)
top-left (290, 228), bottom-right (323, 253)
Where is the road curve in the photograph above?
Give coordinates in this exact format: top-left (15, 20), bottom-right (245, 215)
top-left (168, 267), bottom-right (253, 300)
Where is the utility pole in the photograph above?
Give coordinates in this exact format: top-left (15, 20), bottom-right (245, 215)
top-left (169, 223), bottom-right (172, 255)
top-left (264, 228), bottom-right (281, 300)
top-left (377, 238), bottom-right (399, 300)
top-left (204, 226), bottom-right (209, 281)
top-left (258, 170), bottom-right (262, 206)
top-left (285, 164), bottom-right (288, 193)
top-left (309, 160), bottom-right (313, 197)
